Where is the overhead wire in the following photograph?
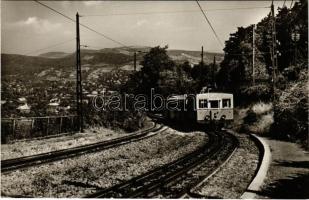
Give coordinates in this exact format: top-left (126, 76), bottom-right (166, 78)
top-left (80, 44), bottom-right (104, 50)
top-left (290, 0), bottom-right (294, 8)
top-left (81, 6), bottom-right (270, 17)
top-left (34, 0), bottom-right (133, 50)
top-left (225, 48), bottom-right (295, 57)
top-left (225, 52), bottom-right (269, 56)
top-left (195, 0), bottom-right (224, 48)
top-left (23, 38), bottom-right (75, 56)
top-left (32, 1), bottom-right (275, 55)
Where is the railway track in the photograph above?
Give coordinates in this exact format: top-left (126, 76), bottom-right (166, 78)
top-left (86, 129), bottom-right (239, 198)
top-left (1, 123), bottom-right (165, 173)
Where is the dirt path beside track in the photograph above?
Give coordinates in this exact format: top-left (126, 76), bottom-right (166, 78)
top-left (255, 138), bottom-right (309, 199)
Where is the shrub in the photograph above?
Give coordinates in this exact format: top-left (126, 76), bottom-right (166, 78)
top-left (243, 110), bottom-right (257, 125)
top-left (271, 68), bottom-right (308, 144)
top-left (282, 65), bottom-right (301, 81)
top-left (239, 84), bottom-right (272, 105)
top-left (252, 102), bottom-right (273, 115)
top-left (83, 102), bottom-right (147, 133)
top-left (240, 102), bottom-right (274, 135)
top-left (249, 113), bottom-right (274, 135)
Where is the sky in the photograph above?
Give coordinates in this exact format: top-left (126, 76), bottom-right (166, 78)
top-left (2, 1), bottom-right (292, 55)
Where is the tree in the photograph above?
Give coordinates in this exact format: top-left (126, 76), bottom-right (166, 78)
top-left (190, 62), bottom-right (212, 91)
top-left (137, 45), bottom-right (176, 95)
top-left (217, 26), bottom-right (253, 91)
top-left (180, 61), bottom-right (192, 76)
top-left (256, 0), bottom-right (308, 73)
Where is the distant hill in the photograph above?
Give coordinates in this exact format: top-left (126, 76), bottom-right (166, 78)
top-left (167, 49), bottom-right (223, 65)
top-left (1, 47), bottom-right (224, 80)
top-left (1, 53), bottom-right (75, 77)
top-left (38, 52), bottom-right (71, 59)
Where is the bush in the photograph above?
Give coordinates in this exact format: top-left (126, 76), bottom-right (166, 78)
top-left (84, 104), bottom-right (147, 133)
top-left (276, 74), bottom-right (288, 90)
top-left (239, 84), bottom-right (272, 105)
top-left (243, 110), bottom-right (258, 125)
top-left (241, 102), bottom-right (274, 135)
top-left (252, 102), bottom-right (273, 115)
top-left (271, 68), bottom-right (308, 144)
top-left (282, 65), bottom-right (301, 81)
top-left (249, 113), bottom-right (274, 135)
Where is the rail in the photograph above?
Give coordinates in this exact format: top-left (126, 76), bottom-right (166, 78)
top-left (1, 123), bottom-right (165, 173)
top-left (86, 129), bottom-right (238, 198)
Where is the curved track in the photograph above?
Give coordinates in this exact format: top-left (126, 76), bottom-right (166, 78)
top-left (1, 123), bottom-right (164, 173)
top-left (86, 129), bottom-right (239, 198)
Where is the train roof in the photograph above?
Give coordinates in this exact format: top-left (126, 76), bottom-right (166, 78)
top-left (167, 95), bottom-right (186, 100)
top-left (196, 92), bottom-right (233, 99)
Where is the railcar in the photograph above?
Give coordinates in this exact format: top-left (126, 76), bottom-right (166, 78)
top-left (196, 92), bottom-right (233, 124)
top-left (164, 92), bottom-right (234, 125)
top-left (165, 95), bottom-right (187, 122)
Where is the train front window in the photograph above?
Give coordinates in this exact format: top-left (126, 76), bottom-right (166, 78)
top-left (199, 99), bottom-right (208, 108)
top-left (222, 99), bottom-right (231, 108)
top-left (209, 100), bottom-right (219, 108)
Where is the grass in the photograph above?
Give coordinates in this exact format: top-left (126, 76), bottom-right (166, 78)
top-left (252, 102), bottom-right (273, 115)
top-left (234, 102), bottom-right (274, 135)
top-left (248, 112), bottom-right (274, 135)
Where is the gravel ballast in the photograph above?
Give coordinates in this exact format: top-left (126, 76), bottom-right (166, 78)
top-left (1, 124), bottom-right (153, 160)
top-left (192, 130), bottom-right (259, 198)
top-left (1, 128), bottom-right (207, 198)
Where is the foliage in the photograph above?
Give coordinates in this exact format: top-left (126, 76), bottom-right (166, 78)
top-left (239, 84), bottom-right (272, 104)
top-left (137, 45), bottom-right (176, 95)
top-left (217, 0), bottom-right (308, 144)
top-left (271, 68), bottom-right (308, 143)
top-left (217, 26), bottom-right (254, 91)
top-left (124, 45), bottom-right (197, 97)
top-left (83, 101), bottom-right (147, 132)
top-left (217, 0), bottom-right (308, 105)
top-left (239, 102), bottom-right (274, 135)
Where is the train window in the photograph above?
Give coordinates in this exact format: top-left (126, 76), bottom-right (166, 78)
top-left (222, 99), bottom-right (231, 108)
top-left (209, 100), bottom-right (219, 108)
top-left (199, 99), bottom-right (208, 108)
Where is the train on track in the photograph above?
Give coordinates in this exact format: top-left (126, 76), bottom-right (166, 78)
top-left (164, 91), bottom-right (234, 126)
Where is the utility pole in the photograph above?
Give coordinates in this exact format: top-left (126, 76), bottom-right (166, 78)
top-left (134, 51), bottom-right (137, 72)
top-left (212, 56), bottom-right (216, 88)
top-left (271, 2), bottom-right (277, 102)
top-left (201, 46), bottom-right (204, 64)
top-left (291, 27), bottom-right (300, 65)
top-left (252, 24), bottom-right (255, 86)
top-left (76, 12), bottom-right (83, 132)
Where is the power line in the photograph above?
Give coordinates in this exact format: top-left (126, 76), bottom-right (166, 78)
top-left (34, 0), bottom-right (132, 49)
top-left (195, 0), bottom-right (224, 48)
top-left (225, 52), bottom-right (269, 56)
top-left (290, 0), bottom-right (294, 8)
top-left (80, 44), bottom-right (104, 50)
top-left (24, 38), bottom-right (75, 56)
top-left (81, 6), bottom-right (270, 17)
top-left (34, 0), bottom-right (75, 21)
top-left (226, 49), bottom-right (295, 56)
